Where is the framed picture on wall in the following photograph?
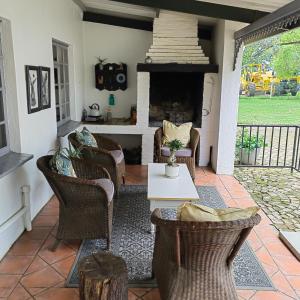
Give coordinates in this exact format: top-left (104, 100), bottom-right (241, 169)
top-left (25, 65), bottom-right (40, 114)
top-left (39, 67), bottom-right (51, 109)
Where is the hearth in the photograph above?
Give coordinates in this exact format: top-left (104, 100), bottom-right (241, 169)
top-left (149, 72), bottom-right (204, 127)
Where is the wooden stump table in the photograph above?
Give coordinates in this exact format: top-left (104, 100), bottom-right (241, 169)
top-left (79, 252), bottom-right (128, 300)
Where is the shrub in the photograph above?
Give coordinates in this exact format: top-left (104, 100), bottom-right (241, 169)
top-left (167, 139), bottom-right (184, 152)
top-left (236, 130), bottom-right (266, 152)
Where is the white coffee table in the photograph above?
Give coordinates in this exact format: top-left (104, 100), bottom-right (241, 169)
top-left (147, 163), bottom-right (199, 232)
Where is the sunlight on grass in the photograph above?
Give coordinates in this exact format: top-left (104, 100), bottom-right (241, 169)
top-left (238, 95), bottom-right (300, 125)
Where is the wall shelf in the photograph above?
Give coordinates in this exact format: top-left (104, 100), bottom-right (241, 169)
top-left (0, 152), bottom-right (33, 179)
top-left (57, 120), bottom-right (81, 138)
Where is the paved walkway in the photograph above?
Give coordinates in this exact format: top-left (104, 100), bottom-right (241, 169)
top-left (235, 167), bottom-right (300, 232)
top-left (0, 166), bottom-right (300, 299)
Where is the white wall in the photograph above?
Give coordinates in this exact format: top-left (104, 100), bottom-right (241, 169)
top-left (0, 0), bottom-right (84, 259)
top-left (83, 22), bottom-right (152, 118)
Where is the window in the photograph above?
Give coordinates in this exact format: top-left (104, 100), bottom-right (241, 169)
top-left (52, 41), bottom-right (70, 126)
top-left (0, 28), bottom-right (9, 156)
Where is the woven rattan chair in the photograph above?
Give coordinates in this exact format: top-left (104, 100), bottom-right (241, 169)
top-left (68, 132), bottom-right (125, 195)
top-left (37, 155), bottom-right (114, 251)
top-left (151, 209), bottom-right (261, 300)
top-left (154, 127), bottom-right (200, 179)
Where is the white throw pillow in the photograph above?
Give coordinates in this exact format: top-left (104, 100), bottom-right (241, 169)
top-left (162, 120), bottom-right (192, 147)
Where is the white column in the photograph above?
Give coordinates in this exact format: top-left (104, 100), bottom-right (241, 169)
top-left (199, 73), bottom-right (218, 166)
top-left (142, 134), bottom-right (154, 165)
top-left (21, 185), bottom-right (32, 231)
top-left (136, 72), bottom-right (150, 128)
top-left (212, 20), bottom-right (244, 175)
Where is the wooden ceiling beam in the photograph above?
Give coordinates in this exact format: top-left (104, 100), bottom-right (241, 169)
top-left (83, 11), bottom-right (153, 31)
top-left (83, 11), bottom-right (213, 40)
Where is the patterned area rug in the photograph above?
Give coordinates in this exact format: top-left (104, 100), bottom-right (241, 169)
top-left (66, 185), bottom-right (274, 290)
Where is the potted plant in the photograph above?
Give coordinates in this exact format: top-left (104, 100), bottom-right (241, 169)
top-left (236, 130), bottom-right (266, 165)
top-left (165, 139), bottom-right (184, 178)
top-left (97, 57), bottom-right (107, 70)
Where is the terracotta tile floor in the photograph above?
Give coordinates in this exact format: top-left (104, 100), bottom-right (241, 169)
top-left (1, 166), bottom-right (300, 299)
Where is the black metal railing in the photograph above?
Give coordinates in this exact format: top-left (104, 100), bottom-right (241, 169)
top-left (235, 125), bottom-right (300, 172)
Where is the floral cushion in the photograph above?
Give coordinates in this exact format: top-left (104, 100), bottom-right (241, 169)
top-left (49, 150), bottom-right (76, 177)
top-left (76, 127), bottom-right (98, 148)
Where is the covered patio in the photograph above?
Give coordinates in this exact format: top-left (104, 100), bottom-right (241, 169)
top-left (1, 167), bottom-right (299, 299)
top-left (0, 0), bottom-right (299, 299)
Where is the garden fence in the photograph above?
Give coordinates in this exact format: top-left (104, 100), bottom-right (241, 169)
top-left (235, 125), bottom-right (300, 172)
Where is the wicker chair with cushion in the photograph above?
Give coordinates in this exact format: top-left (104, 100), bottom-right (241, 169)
top-left (68, 132), bottom-right (125, 195)
top-left (154, 127), bottom-right (200, 179)
top-left (37, 155), bottom-right (114, 251)
top-left (151, 209), bottom-right (261, 300)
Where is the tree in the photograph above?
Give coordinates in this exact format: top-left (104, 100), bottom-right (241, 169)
top-left (272, 28), bottom-right (300, 78)
top-left (242, 36), bottom-right (279, 66)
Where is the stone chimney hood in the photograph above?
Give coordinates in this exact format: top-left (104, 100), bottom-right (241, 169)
top-left (138, 10), bottom-right (218, 73)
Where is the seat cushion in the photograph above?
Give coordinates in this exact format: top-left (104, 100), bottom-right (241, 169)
top-left (109, 150), bottom-right (124, 164)
top-left (161, 146), bottom-right (192, 157)
top-left (177, 202), bottom-right (260, 222)
top-left (76, 127), bottom-right (98, 148)
top-left (93, 179), bottom-right (114, 202)
top-left (162, 120), bottom-right (192, 147)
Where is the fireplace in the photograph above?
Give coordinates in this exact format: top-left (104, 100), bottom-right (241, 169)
top-left (149, 72), bottom-right (204, 127)
top-left (134, 8), bottom-right (218, 164)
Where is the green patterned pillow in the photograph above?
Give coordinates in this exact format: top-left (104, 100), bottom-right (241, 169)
top-left (76, 127), bottom-right (98, 148)
top-left (49, 149), bottom-right (76, 177)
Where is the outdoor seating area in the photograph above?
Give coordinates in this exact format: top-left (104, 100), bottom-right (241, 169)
top-left (1, 165), bottom-right (300, 299)
top-left (1, 128), bottom-right (298, 299)
top-left (0, 0), bottom-right (300, 299)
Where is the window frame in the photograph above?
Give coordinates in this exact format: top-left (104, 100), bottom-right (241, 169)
top-left (0, 25), bottom-right (10, 157)
top-left (52, 40), bottom-right (71, 127)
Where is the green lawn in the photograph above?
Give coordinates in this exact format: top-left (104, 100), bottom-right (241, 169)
top-left (238, 95), bottom-right (300, 125)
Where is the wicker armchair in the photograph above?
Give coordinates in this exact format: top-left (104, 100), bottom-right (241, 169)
top-left (37, 156), bottom-right (114, 251)
top-left (68, 132), bottom-right (125, 195)
top-left (151, 209), bottom-right (261, 300)
top-left (154, 127), bottom-right (200, 179)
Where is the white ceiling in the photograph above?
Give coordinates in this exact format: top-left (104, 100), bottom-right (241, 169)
top-left (81, 0), bottom-right (156, 20)
top-left (197, 0), bottom-right (293, 13)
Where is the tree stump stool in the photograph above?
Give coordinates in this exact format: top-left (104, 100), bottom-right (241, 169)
top-left (79, 252), bottom-right (128, 300)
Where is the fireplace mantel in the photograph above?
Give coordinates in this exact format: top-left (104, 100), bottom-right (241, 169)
top-left (137, 63), bottom-right (219, 73)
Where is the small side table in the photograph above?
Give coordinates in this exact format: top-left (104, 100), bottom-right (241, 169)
top-left (78, 252), bottom-right (128, 300)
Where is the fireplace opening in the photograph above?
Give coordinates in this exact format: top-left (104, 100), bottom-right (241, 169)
top-left (149, 72), bottom-right (204, 127)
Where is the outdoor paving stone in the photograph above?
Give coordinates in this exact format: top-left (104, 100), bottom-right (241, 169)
top-left (234, 168), bottom-right (300, 232)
